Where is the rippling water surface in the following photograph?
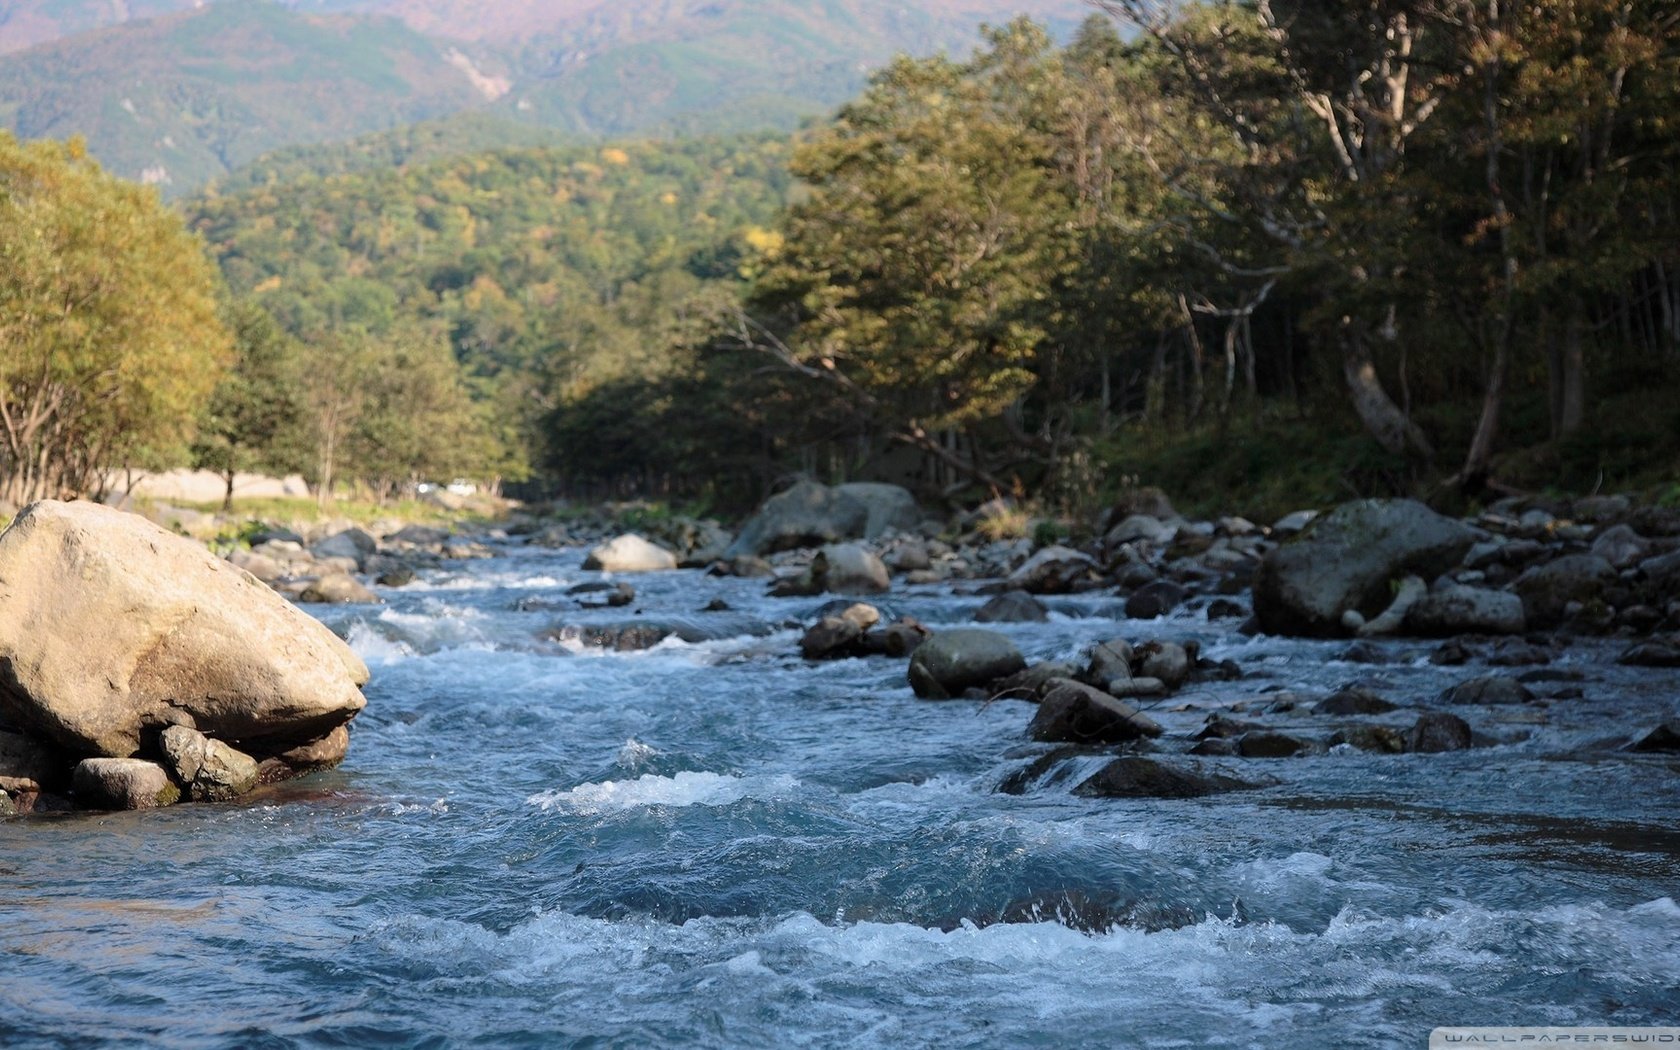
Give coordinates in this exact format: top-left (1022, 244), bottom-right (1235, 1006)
top-left (3, 544), bottom-right (1678, 1048)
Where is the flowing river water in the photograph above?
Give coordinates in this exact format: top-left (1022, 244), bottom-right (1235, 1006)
top-left (1, 541), bottom-right (1678, 1047)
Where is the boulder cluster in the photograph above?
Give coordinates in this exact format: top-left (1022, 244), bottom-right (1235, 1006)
top-left (0, 501), bottom-right (370, 814)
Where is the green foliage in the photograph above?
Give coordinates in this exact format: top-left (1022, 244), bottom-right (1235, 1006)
top-left (0, 131), bottom-right (229, 503)
top-left (191, 299), bottom-right (313, 505)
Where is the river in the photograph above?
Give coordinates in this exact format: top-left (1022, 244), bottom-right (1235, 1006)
top-left (2, 541), bottom-right (1677, 1047)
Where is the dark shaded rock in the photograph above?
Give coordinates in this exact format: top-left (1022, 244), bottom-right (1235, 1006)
top-left (990, 661), bottom-right (1079, 702)
top-left (1329, 726), bottom-right (1408, 753)
top-left (1125, 580), bottom-right (1186, 620)
top-left (907, 629), bottom-right (1026, 699)
top-left (1195, 715), bottom-right (1260, 740)
top-left (800, 604), bottom-right (880, 660)
top-left (1404, 587), bottom-right (1526, 636)
top-left (1619, 642), bottom-right (1680, 668)
top-left (1407, 712), bottom-right (1473, 753)
top-left (1236, 731), bottom-right (1316, 758)
top-left (1099, 488), bottom-right (1178, 533)
top-left (863, 618), bottom-right (930, 658)
top-left (1206, 598), bottom-right (1247, 621)
top-left (1029, 679), bottom-right (1163, 743)
top-left (1625, 721), bottom-right (1680, 753)
top-left (1004, 546), bottom-right (1099, 595)
top-left (375, 566), bottom-right (417, 588)
top-left (1341, 640), bottom-right (1395, 664)
top-left (1253, 498), bottom-right (1478, 637)
top-left (0, 729), bottom-right (67, 795)
top-left (1431, 641), bottom-right (1473, 666)
top-left (1511, 555), bottom-right (1615, 628)
top-left (701, 598), bottom-right (732, 612)
top-left (1082, 638), bottom-right (1135, 687)
top-left (1073, 757), bottom-right (1257, 799)
top-left (975, 591), bottom-right (1050, 623)
top-left (1135, 641), bottom-right (1192, 690)
top-left (1315, 688), bottom-right (1399, 715)
top-left (72, 758), bottom-right (180, 810)
top-left (1188, 738), bottom-right (1240, 756)
top-left (833, 482), bottom-right (922, 539)
top-left (1440, 676), bottom-right (1534, 706)
top-left (1487, 641), bottom-right (1553, 667)
top-left (725, 482), bottom-right (871, 557)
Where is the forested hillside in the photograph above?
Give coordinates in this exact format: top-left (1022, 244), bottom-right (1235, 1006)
top-left (186, 133), bottom-right (796, 488)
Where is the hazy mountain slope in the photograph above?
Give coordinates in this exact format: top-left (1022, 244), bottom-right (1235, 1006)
top-left (0, 0), bottom-right (1098, 192)
top-left (0, 1), bottom-right (492, 190)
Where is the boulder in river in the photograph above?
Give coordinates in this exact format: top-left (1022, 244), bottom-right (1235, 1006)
top-left (907, 629), bottom-right (1026, 699)
top-left (1407, 712), bottom-right (1473, 753)
top-left (1253, 499), bottom-right (1478, 637)
top-left (1625, 721), bottom-right (1680, 753)
top-left (1440, 675), bottom-right (1534, 706)
top-left (300, 572), bottom-right (381, 604)
top-left (975, 591), bottom-right (1049, 623)
top-left (583, 534), bottom-right (679, 573)
top-left (0, 500), bottom-right (369, 760)
top-left (832, 483), bottom-right (922, 539)
top-left (1124, 580), bottom-right (1186, 620)
top-left (1404, 586), bottom-right (1526, 636)
top-left (1072, 757), bottom-right (1257, 799)
top-left (1003, 546), bottom-right (1098, 595)
top-left (158, 725), bottom-right (260, 802)
top-left (1028, 678), bottom-right (1163, 743)
top-left (72, 758), bottom-right (180, 810)
top-left (1511, 555), bottom-right (1615, 628)
top-left (725, 482), bottom-right (871, 557)
top-left (811, 544), bottom-right (890, 596)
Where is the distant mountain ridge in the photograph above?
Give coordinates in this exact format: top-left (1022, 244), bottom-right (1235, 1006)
top-left (0, 0), bottom-right (1095, 192)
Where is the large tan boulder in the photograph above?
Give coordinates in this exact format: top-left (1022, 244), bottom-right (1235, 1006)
top-left (0, 500), bottom-right (368, 759)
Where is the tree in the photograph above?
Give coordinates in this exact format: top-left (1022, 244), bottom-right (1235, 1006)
top-left (0, 133), bottom-right (229, 503)
top-left (192, 300), bottom-right (312, 510)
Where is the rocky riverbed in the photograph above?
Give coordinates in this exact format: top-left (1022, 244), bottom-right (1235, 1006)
top-left (1, 484), bottom-right (1677, 1045)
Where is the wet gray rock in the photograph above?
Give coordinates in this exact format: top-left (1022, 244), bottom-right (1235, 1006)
top-left (1315, 688), bottom-right (1399, 715)
top-left (1329, 726), bottom-right (1408, 753)
top-left (1404, 586), bottom-right (1527, 636)
top-left (1440, 676), bottom-right (1534, 706)
top-left (1028, 679), bottom-right (1163, 744)
top-left (311, 528), bottom-right (377, 568)
top-left (387, 524), bottom-right (451, 547)
top-left (1125, 580), bottom-right (1186, 620)
top-left (1003, 546), bottom-right (1098, 595)
top-left (1135, 641), bottom-right (1191, 691)
top-left (1511, 555), bottom-right (1615, 628)
top-left (1253, 499), bottom-right (1478, 637)
top-left (1106, 514), bottom-right (1177, 548)
top-left (158, 725), bottom-right (260, 802)
top-left (833, 483), bottom-right (922, 540)
top-left (1618, 641), bottom-right (1680, 667)
top-left (725, 482), bottom-right (870, 556)
top-left (809, 544), bottom-right (890, 596)
top-left (1236, 731), bottom-right (1317, 758)
top-left (1591, 524), bottom-right (1650, 569)
top-left (907, 629), bottom-right (1026, 700)
top-left (1407, 712), bottom-right (1473, 752)
top-left (991, 661), bottom-right (1080, 702)
top-left (72, 758), bottom-right (180, 810)
top-left (975, 591), bottom-right (1049, 623)
top-left (1072, 757), bottom-right (1257, 799)
top-left (1082, 639), bottom-right (1135, 688)
top-left (800, 604), bottom-right (881, 660)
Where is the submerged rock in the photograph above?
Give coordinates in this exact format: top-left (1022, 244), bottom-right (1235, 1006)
top-left (1407, 712), bottom-right (1473, 752)
top-left (0, 501), bottom-right (368, 760)
top-left (1072, 757), bottom-right (1257, 799)
top-left (975, 591), bottom-right (1050, 623)
top-left (1440, 675), bottom-right (1534, 706)
top-left (1028, 679), bottom-right (1163, 744)
top-left (1625, 721), bottom-right (1680, 753)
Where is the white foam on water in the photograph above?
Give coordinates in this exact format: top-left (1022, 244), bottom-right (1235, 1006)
top-left (616, 738), bottom-right (662, 771)
top-left (345, 620), bottom-right (415, 666)
top-left (526, 771), bottom-right (803, 815)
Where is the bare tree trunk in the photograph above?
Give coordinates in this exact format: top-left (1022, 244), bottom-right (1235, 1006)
top-left (223, 470), bottom-right (237, 514)
top-left (1342, 333), bottom-right (1434, 459)
top-left (1463, 342), bottom-right (1508, 486)
top-left (1557, 306), bottom-right (1585, 437)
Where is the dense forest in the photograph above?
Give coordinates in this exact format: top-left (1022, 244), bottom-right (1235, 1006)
top-left (5, 2), bottom-right (1680, 519)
